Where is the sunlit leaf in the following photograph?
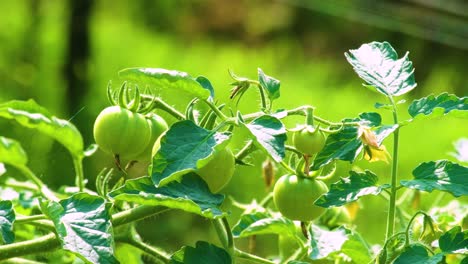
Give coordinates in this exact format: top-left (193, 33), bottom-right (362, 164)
top-left (0, 137), bottom-right (28, 166)
top-left (151, 120), bottom-right (231, 187)
top-left (0, 200), bottom-right (15, 244)
top-left (119, 68), bottom-right (210, 100)
top-left (232, 210), bottom-right (297, 238)
top-left (308, 225), bottom-right (348, 260)
top-left (243, 115), bottom-right (286, 163)
top-left (171, 241), bottom-right (231, 264)
top-left (400, 160), bottom-right (468, 197)
top-left (315, 170), bottom-right (389, 207)
top-left (340, 232), bottom-right (372, 263)
top-left (258, 68), bottom-right (280, 101)
top-left (393, 245), bottom-right (443, 264)
top-left (312, 112), bottom-right (382, 170)
top-left (196, 76), bottom-right (215, 102)
top-left (408, 93), bottom-right (468, 121)
top-left (439, 226), bottom-right (468, 254)
top-left (0, 100), bottom-right (84, 157)
top-left (345, 41), bottom-right (417, 97)
top-left (109, 174), bottom-right (226, 219)
top-left (40, 193), bottom-right (117, 264)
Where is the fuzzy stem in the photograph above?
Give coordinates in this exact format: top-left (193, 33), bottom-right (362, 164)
top-left (73, 156), bottom-right (85, 192)
top-left (385, 96), bottom-right (400, 241)
top-left (0, 206), bottom-right (169, 260)
top-left (234, 249), bottom-right (275, 264)
top-left (116, 236), bottom-right (170, 263)
top-left (141, 95), bottom-right (185, 120)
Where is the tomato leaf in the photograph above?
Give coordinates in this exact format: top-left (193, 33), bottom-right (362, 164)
top-left (40, 193), bottom-right (117, 264)
top-left (109, 174), bottom-right (226, 219)
top-left (171, 241), bottom-right (231, 264)
top-left (232, 210), bottom-right (297, 238)
top-left (119, 68), bottom-right (210, 100)
top-left (340, 231), bottom-right (373, 264)
top-left (307, 225), bottom-right (371, 262)
top-left (196, 76), bottom-right (215, 102)
top-left (151, 120), bottom-right (231, 187)
top-left (393, 245), bottom-right (444, 264)
top-left (258, 68), bottom-right (280, 101)
top-left (0, 100), bottom-right (84, 158)
top-left (315, 170), bottom-right (389, 207)
top-left (345, 41), bottom-right (417, 97)
top-left (0, 200), bottom-right (15, 244)
top-left (408, 93), bottom-right (468, 121)
top-left (439, 226), bottom-right (468, 254)
top-left (400, 160), bottom-right (468, 197)
top-left (243, 115), bottom-right (287, 163)
top-left (0, 137), bottom-right (28, 166)
top-left (312, 113), bottom-right (382, 170)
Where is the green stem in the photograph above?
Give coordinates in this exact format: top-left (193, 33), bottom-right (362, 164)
top-left (0, 257), bottom-right (46, 264)
top-left (212, 219), bottom-right (229, 249)
top-left (234, 140), bottom-right (256, 161)
top-left (280, 161), bottom-right (296, 175)
top-left (234, 249), bottom-right (275, 264)
top-left (0, 206), bottom-right (170, 260)
top-left (242, 106), bottom-right (360, 127)
top-left (385, 96), bottom-right (400, 241)
top-left (305, 107), bottom-right (314, 126)
top-left (222, 217), bottom-right (234, 254)
top-left (256, 84), bottom-right (268, 112)
top-left (404, 211), bottom-right (428, 246)
top-left (111, 206), bottom-right (170, 226)
top-left (259, 192), bottom-right (274, 207)
top-left (141, 95), bottom-right (185, 120)
top-left (202, 99), bottom-right (228, 121)
top-left (15, 215), bottom-right (47, 224)
top-left (0, 233), bottom-right (60, 261)
top-left (116, 236), bottom-right (170, 263)
top-left (16, 166), bottom-right (58, 202)
top-left (73, 156), bottom-right (85, 192)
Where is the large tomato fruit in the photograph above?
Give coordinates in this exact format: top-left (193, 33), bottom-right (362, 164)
top-left (93, 106), bottom-right (151, 160)
top-left (273, 174), bottom-right (328, 221)
top-left (292, 125), bottom-right (326, 156)
top-left (196, 149), bottom-right (235, 193)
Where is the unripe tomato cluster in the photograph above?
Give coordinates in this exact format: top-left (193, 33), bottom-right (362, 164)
top-left (93, 106), bottom-right (168, 163)
top-left (273, 123), bottom-right (330, 222)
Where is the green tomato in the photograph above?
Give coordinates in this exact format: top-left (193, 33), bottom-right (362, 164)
top-left (93, 106), bottom-right (151, 160)
top-left (196, 149), bottom-right (235, 193)
top-left (133, 113), bottom-right (168, 163)
top-left (273, 174), bottom-right (328, 221)
top-left (292, 125), bottom-right (326, 156)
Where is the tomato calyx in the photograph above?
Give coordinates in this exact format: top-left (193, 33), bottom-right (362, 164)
top-left (107, 81), bottom-right (156, 115)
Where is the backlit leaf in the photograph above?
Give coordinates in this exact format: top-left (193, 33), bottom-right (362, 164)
top-left (400, 160), bottom-right (468, 197)
top-left (345, 41), bottom-right (417, 97)
top-left (40, 193), bottom-right (117, 264)
top-left (109, 174), bottom-right (226, 219)
top-left (119, 68), bottom-right (210, 100)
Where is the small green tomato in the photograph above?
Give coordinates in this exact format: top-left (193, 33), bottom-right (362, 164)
top-left (93, 106), bottom-right (151, 160)
top-left (292, 125), bottom-right (326, 156)
top-left (273, 174), bottom-right (328, 221)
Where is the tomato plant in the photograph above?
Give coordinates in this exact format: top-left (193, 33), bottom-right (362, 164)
top-left (0, 41), bottom-right (467, 264)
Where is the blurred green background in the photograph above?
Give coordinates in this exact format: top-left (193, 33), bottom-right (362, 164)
top-left (0, 0), bottom-right (467, 262)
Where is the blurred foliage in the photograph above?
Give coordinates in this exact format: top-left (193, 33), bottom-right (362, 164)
top-left (0, 0), bottom-right (466, 261)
